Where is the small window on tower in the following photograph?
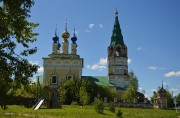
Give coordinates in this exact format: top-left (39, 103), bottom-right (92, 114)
top-left (109, 47), bottom-right (113, 57)
top-left (116, 46), bottom-right (121, 56)
top-left (51, 75), bottom-right (57, 84)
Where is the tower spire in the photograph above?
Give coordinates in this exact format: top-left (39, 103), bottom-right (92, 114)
top-left (55, 24), bottom-right (57, 36)
top-left (65, 19), bottom-right (67, 32)
top-left (162, 81), bottom-right (164, 89)
top-left (71, 25), bottom-right (77, 55)
top-left (62, 19), bottom-right (70, 40)
top-left (115, 7), bottom-right (118, 17)
top-left (73, 24), bottom-right (76, 36)
top-left (71, 25), bottom-right (77, 44)
top-left (110, 8), bottom-right (124, 46)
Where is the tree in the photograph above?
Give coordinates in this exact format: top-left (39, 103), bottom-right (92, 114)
top-left (152, 91), bottom-right (157, 99)
top-left (177, 93), bottom-right (180, 106)
top-left (79, 79), bottom-right (97, 105)
top-left (166, 90), bottom-right (174, 108)
top-left (79, 87), bottom-right (90, 105)
top-left (94, 99), bottom-right (104, 114)
top-left (0, 0), bottom-right (38, 108)
top-left (97, 85), bottom-right (115, 102)
top-left (60, 78), bottom-right (79, 104)
top-left (122, 71), bottom-right (139, 102)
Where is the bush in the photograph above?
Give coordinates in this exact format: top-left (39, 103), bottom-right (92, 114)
top-left (116, 109), bottom-right (123, 118)
top-left (71, 101), bottom-right (78, 105)
top-left (94, 99), bottom-right (104, 114)
top-left (108, 102), bottom-right (115, 112)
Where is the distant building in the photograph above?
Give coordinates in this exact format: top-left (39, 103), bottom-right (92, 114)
top-left (41, 24), bottom-right (83, 108)
top-left (34, 9), bottom-right (133, 107)
top-left (107, 9), bottom-right (130, 89)
top-left (41, 9), bottom-right (130, 90)
top-left (42, 24), bottom-right (83, 87)
top-left (153, 81), bottom-right (167, 109)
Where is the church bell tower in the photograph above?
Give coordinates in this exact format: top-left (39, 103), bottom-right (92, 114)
top-left (107, 9), bottom-right (130, 90)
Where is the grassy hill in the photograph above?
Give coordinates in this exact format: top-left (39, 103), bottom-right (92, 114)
top-left (0, 105), bottom-right (178, 118)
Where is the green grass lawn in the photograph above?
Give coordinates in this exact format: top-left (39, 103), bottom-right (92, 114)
top-left (0, 105), bottom-right (179, 118)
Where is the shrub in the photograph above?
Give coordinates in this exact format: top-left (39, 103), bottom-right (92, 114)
top-left (116, 109), bottom-right (123, 118)
top-left (71, 101), bottom-right (78, 105)
top-left (108, 102), bottom-right (115, 112)
top-left (94, 99), bottom-right (104, 114)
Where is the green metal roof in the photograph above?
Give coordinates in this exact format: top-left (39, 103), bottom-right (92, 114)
top-left (32, 75), bottom-right (115, 88)
top-left (82, 76), bottom-right (115, 87)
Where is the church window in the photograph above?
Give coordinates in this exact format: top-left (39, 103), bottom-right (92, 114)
top-left (51, 75), bottom-right (57, 84)
top-left (109, 47), bottom-right (113, 57)
top-left (67, 75), bottom-right (73, 80)
top-left (116, 46), bottom-right (121, 56)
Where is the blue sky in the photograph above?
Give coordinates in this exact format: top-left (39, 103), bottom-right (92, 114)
top-left (28, 0), bottom-right (180, 98)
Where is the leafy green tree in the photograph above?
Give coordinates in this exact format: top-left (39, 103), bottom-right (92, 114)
top-left (166, 91), bottom-right (174, 108)
top-left (0, 0), bottom-right (38, 109)
top-left (79, 87), bottom-right (90, 105)
top-left (153, 91), bottom-right (157, 99)
top-left (116, 109), bottom-right (123, 118)
top-left (79, 79), bottom-right (98, 105)
top-left (176, 93), bottom-right (180, 106)
top-left (122, 71), bottom-right (139, 102)
top-left (94, 99), bottom-right (104, 114)
top-left (60, 78), bottom-right (79, 104)
top-left (97, 85), bottom-right (115, 102)
top-left (108, 102), bottom-right (115, 112)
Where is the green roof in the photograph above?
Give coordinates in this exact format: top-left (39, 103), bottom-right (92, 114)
top-left (82, 76), bottom-right (115, 87)
top-left (110, 10), bottom-right (125, 46)
top-left (32, 75), bottom-right (115, 88)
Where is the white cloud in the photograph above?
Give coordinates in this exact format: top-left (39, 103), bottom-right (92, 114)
top-left (87, 57), bottom-right (107, 71)
top-left (148, 66), bottom-right (165, 71)
top-left (91, 64), bottom-right (106, 70)
top-left (29, 61), bottom-right (39, 65)
top-left (87, 57), bottom-right (131, 71)
top-left (99, 58), bottom-right (107, 65)
top-left (137, 47), bottom-right (142, 51)
top-left (128, 58), bottom-right (132, 64)
top-left (38, 67), bottom-right (44, 73)
top-left (170, 88), bottom-right (178, 92)
top-left (138, 87), bottom-right (143, 91)
top-left (86, 65), bottom-right (90, 69)
top-left (89, 24), bottom-right (94, 29)
top-left (164, 71), bottom-right (180, 77)
top-left (148, 66), bottom-right (158, 71)
top-left (99, 24), bottom-right (103, 28)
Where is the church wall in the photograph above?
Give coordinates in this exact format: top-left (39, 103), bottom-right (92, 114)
top-left (43, 57), bottom-right (83, 86)
top-left (44, 69), bottom-right (81, 86)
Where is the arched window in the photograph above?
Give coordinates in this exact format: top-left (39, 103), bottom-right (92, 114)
top-left (51, 75), bottom-right (57, 84)
top-left (109, 47), bottom-right (114, 57)
top-left (67, 75), bottom-right (73, 80)
top-left (116, 46), bottom-right (121, 56)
